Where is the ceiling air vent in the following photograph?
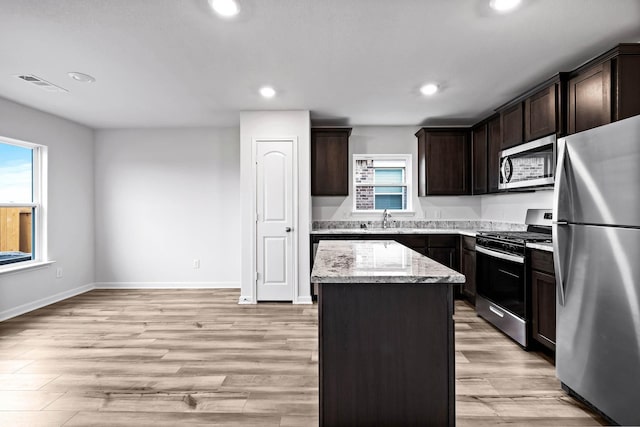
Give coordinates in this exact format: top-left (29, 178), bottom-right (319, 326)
top-left (15, 74), bottom-right (68, 93)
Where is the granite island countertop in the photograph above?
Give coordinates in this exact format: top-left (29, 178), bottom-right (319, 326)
top-left (311, 240), bottom-right (466, 284)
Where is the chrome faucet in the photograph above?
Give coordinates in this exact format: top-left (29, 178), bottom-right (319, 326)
top-left (382, 209), bottom-right (391, 229)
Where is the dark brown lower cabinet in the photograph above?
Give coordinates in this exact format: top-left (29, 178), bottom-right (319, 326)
top-left (530, 250), bottom-right (556, 351)
top-left (427, 235), bottom-right (459, 270)
top-left (319, 282), bottom-right (455, 426)
top-left (460, 236), bottom-right (476, 304)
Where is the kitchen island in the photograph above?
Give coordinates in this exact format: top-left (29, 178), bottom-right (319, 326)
top-left (311, 240), bottom-right (465, 427)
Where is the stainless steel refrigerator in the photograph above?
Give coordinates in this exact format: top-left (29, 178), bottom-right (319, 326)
top-left (553, 114), bottom-right (640, 425)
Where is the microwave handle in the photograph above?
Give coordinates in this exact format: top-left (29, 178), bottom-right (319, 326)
top-left (500, 156), bottom-right (513, 184)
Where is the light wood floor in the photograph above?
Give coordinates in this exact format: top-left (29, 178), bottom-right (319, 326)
top-left (0, 289), bottom-right (606, 426)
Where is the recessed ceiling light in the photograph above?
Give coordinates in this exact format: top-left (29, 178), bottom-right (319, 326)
top-left (490, 0), bottom-right (522, 13)
top-left (259, 86), bottom-right (276, 98)
top-left (68, 72), bottom-right (95, 83)
top-left (209, 0), bottom-right (240, 17)
top-left (420, 83), bottom-right (439, 96)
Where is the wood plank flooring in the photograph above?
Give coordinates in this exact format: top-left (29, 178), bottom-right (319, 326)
top-left (0, 289), bottom-right (607, 426)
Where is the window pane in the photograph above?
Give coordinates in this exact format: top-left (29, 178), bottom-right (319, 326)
top-left (375, 195), bottom-right (403, 210)
top-left (375, 168), bottom-right (403, 185)
top-left (374, 186), bottom-right (403, 194)
top-left (0, 207), bottom-right (33, 265)
top-left (0, 142), bottom-right (33, 203)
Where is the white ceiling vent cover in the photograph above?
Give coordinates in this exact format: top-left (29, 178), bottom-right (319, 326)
top-left (15, 74), bottom-right (68, 93)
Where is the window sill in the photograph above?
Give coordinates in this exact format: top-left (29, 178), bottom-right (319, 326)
top-left (0, 260), bottom-right (55, 276)
top-left (351, 211), bottom-right (416, 217)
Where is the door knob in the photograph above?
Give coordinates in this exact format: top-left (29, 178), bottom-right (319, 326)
top-left (285, 227), bottom-right (292, 232)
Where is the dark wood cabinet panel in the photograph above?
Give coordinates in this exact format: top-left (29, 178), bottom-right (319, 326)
top-left (427, 247), bottom-right (456, 270)
top-left (525, 84), bottom-right (557, 141)
top-left (311, 128), bottom-right (351, 196)
top-left (417, 131), bottom-right (427, 197)
top-left (531, 269), bottom-right (556, 351)
top-left (472, 123), bottom-right (488, 195)
top-left (500, 102), bottom-right (524, 149)
top-left (416, 128), bottom-right (470, 196)
top-left (429, 235), bottom-right (458, 248)
top-left (615, 54), bottom-right (640, 121)
top-left (530, 249), bottom-right (556, 351)
top-left (460, 236), bottom-right (476, 304)
top-left (568, 62), bottom-right (611, 134)
top-left (487, 115), bottom-right (501, 193)
top-left (531, 249), bottom-right (554, 275)
top-left (567, 44), bottom-right (640, 135)
top-left (319, 282), bottom-right (454, 426)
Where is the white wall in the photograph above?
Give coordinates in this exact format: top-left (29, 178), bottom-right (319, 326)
top-left (0, 97), bottom-right (95, 320)
top-left (239, 111), bottom-right (311, 304)
top-left (312, 126), bottom-right (553, 223)
top-left (94, 127), bottom-right (240, 287)
top-left (480, 189), bottom-right (554, 223)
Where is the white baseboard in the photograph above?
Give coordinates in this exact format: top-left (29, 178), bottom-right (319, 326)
top-left (93, 282), bottom-right (240, 289)
top-left (294, 296), bottom-right (313, 304)
top-left (0, 283), bottom-right (95, 321)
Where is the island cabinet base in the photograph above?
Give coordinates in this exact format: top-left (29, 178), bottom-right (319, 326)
top-left (319, 282), bottom-right (455, 427)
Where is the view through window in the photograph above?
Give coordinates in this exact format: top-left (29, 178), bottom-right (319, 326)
top-left (0, 139), bottom-right (39, 267)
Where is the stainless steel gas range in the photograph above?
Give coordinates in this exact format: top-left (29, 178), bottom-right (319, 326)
top-left (475, 209), bottom-right (552, 348)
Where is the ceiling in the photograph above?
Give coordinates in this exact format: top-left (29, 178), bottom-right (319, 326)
top-left (0, 0), bottom-right (639, 129)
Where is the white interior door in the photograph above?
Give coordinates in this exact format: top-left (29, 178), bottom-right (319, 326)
top-left (256, 140), bottom-right (295, 301)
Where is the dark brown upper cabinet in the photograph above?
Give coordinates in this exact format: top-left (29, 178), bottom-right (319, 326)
top-left (471, 122), bottom-right (488, 195)
top-left (496, 74), bottom-right (565, 150)
top-left (568, 44), bottom-right (640, 135)
top-left (311, 127), bottom-right (351, 196)
top-left (568, 62), bottom-right (611, 134)
top-left (525, 84), bottom-right (558, 141)
top-left (487, 115), bottom-right (501, 193)
top-left (416, 128), bottom-right (470, 196)
top-left (499, 102), bottom-right (524, 149)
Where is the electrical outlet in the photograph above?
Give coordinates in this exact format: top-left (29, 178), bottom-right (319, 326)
top-left (193, 259), bottom-right (200, 269)
top-left (56, 267), bottom-right (63, 278)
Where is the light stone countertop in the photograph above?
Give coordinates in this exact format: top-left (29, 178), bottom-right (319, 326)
top-left (311, 228), bottom-right (477, 236)
top-left (526, 242), bottom-right (554, 252)
top-left (311, 240), bottom-right (466, 284)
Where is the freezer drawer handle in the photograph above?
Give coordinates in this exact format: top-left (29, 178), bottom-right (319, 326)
top-left (489, 305), bottom-right (505, 318)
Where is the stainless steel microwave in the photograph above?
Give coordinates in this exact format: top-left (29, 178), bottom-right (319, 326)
top-left (499, 134), bottom-right (556, 190)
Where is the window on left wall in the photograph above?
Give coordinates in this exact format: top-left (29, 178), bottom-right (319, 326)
top-left (0, 137), bottom-right (46, 269)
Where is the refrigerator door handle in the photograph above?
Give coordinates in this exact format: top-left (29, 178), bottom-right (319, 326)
top-left (553, 138), bottom-right (569, 307)
top-left (553, 223), bottom-right (568, 307)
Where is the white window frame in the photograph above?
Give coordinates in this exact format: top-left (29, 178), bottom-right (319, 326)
top-left (0, 135), bottom-right (48, 273)
top-left (352, 154), bottom-right (412, 213)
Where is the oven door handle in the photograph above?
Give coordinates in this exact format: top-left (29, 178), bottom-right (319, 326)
top-left (476, 246), bottom-right (525, 264)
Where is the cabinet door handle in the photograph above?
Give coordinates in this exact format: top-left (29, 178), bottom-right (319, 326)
top-left (285, 227), bottom-right (292, 232)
